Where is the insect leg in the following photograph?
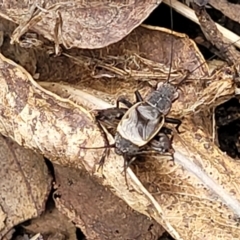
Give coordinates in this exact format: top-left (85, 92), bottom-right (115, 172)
top-left (116, 90), bottom-right (143, 109)
top-left (123, 155), bottom-right (137, 189)
top-left (134, 90), bottom-right (144, 102)
top-left (165, 117), bottom-right (182, 133)
top-left (160, 127), bottom-right (174, 147)
top-left (116, 96), bottom-right (133, 109)
top-left (149, 133), bottom-right (173, 153)
top-left (96, 108), bottom-right (127, 130)
top-left (95, 120), bottom-right (111, 171)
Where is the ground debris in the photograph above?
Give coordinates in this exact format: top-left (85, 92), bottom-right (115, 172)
top-left (0, 0), bottom-right (163, 49)
top-left (1, 2), bottom-right (240, 239)
top-left (192, 1), bottom-right (240, 65)
top-left (0, 136), bottom-right (51, 238)
top-left (22, 207), bottom-right (77, 240)
top-left (53, 164), bottom-right (165, 240)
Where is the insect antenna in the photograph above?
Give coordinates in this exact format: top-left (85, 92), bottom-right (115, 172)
top-left (79, 142), bottom-right (116, 171)
top-left (79, 144), bottom-right (115, 150)
top-left (166, 0), bottom-right (174, 84)
top-left (172, 36), bottom-right (240, 91)
top-left (192, 39), bottom-right (240, 73)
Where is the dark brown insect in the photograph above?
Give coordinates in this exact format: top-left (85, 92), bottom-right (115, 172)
top-left (115, 85), bottom-right (180, 154)
top-left (84, 14), bottom-right (183, 175)
top-left (95, 81), bottom-right (182, 172)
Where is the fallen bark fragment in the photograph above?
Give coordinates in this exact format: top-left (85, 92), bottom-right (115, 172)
top-left (209, 0), bottom-right (240, 26)
top-left (192, 1), bottom-right (240, 65)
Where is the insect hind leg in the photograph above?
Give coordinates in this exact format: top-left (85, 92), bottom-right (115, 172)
top-left (116, 96), bottom-right (133, 109)
top-left (134, 90), bottom-right (144, 102)
top-left (122, 155), bottom-right (137, 189)
top-left (95, 120), bottom-right (112, 171)
top-left (150, 132), bottom-right (173, 154)
top-left (165, 117), bottom-right (182, 134)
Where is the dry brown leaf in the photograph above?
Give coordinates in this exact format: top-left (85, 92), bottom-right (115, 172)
top-left (0, 135), bottom-right (52, 238)
top-left (53, 164), bottom-right (165, 240)
top-left (0, 16), bottom-right (240, 239)
top-left (37, 23), bottom-right (235, 120)
top-left (53, 25), bottom-right (212, 114)
top-left (209, 0), bottom-right (240, 25)
top-left (62, 25), bottom-right (208, 92)
top-left (0, 0), bottom-right (162, 49)
top-left (0, 21), bottom-right (208, 88)
top-left (0, 23), bottom-right (209, 96)
top-left (23, 206), bottom-right (77, 240)
top-left (0, 52), bottom-right (106, 169)
top-left (0, 52), bottom-right (179, 238)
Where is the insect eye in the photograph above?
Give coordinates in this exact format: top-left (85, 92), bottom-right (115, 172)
top-left (172, 90), bottom-right (179, 100)
top-left (156, 81), bottom-right (164, 90)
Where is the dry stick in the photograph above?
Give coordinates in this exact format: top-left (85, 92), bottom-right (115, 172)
top-left (163, 0), bottom-right (240, 49)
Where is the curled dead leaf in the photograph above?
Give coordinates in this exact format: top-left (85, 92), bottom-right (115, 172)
top-left (0, 135), bottom-right (52, 238)
top-left (0, 52), bottom-right (106, 169)
top-left (61, 25), bottom-right (208, 94)
top-left (0, 0), bottom-right (162, 49)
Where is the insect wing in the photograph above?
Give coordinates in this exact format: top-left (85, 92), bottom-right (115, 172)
top-left (117, 103), bottom-right (165, 146)
top-left (137, 105), bottom-right (160, 120)
top-left (136, 104), bottom-right (164, 141)
top-left (139, 117), bottom-right (162, 141)
top-left (117, 104), bottom-right (146, 146)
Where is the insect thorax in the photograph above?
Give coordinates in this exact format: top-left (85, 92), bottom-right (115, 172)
top-left (145, 82), bottom-right (179, 114)
top-left (146, 90), bottom-right (173, 115)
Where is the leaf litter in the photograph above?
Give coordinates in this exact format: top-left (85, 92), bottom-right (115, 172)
top-left (22, 205), bottom-right (77, 240)
top-left (0, 0), bottom-right (163, 49)
top-left (39, 23), bottom-right (240, 239)
top-left (53, 163), bottom-right (165, 239)
top-left (0, 1), bottom-right (240, 240)
top-left (0, 135), bottom-right (52, 239)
